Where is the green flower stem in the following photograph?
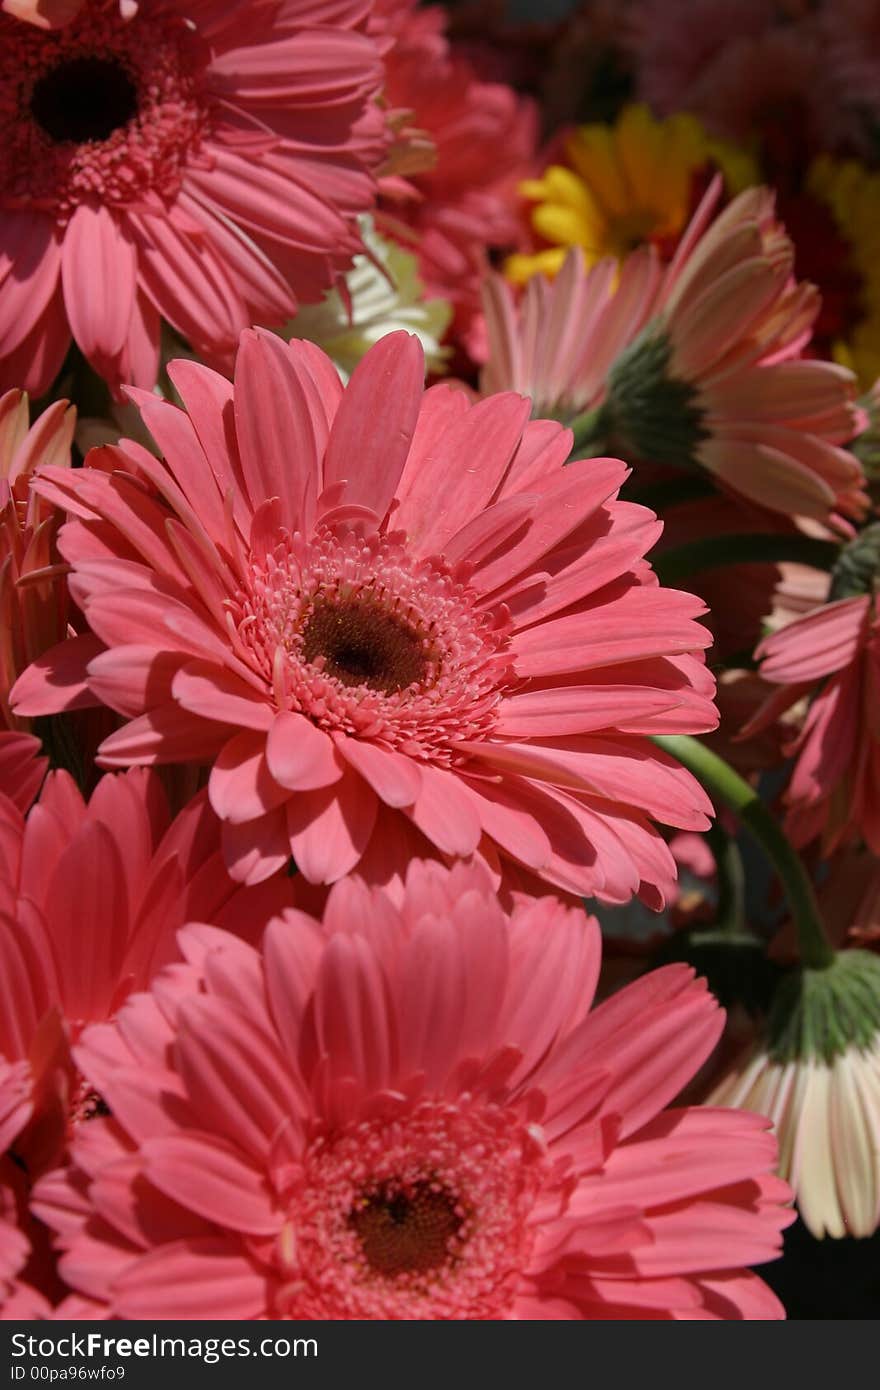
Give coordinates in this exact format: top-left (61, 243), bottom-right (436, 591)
top-left (566, 406), bottom-right (607, 456)
top-left (653, 734), bottom-right (834, 970)
top-left (704, 822), bottom-right (747, 937)
top-left (653, 533), bottom-right (839, 586)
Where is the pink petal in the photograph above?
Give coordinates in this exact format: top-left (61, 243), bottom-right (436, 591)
top-left (335, 737), bottom-right (421, 808)
top-left (323, 332), bottom-right (425, 518)
top-left (11, 633), bottom-right (104, 717)
top-left (171, 660), bottom-right (273, 729)
top-left (221, 805), bottom-right (291, 884)
top-left (141, 1135), bottom-right (279, 1235)
top-left (396, 392), bottom-right (532, 556)
top-left (407, 764), bottom-right (482, 856)
top-left (209, 731), bottom-right (290, 823)
top-left (265, 710), bottom-right (342, 790)
top-left (97, 706), bottom-right (233, 766)
top-left (114, 1239), bottom-right (269, 1320)
top-left (232, 328), bottom-right (325, 528)
top-left (61, 203), bottom-right (135, 368)
top-left (286, 764), bottom-right (378, 883)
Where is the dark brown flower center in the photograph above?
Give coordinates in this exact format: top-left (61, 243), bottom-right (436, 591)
top-left (349, 1182), bottom-right (464, 1277)
top-left (30, 54), bottom-right (138, 145)
top-left (300, 598), bottom-right (431, 695)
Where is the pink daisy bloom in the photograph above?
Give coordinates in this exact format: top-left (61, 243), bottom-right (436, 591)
top-left (483, 181), bottom-right (867, 521)
top-left (747, 580), bottom-right (880, 856)
top-left (34, 862), bottom-right (793, 1319)
top-left (14, 330), bottom-right (718, 905)
top-left (0, 767), bottom-right (293, 1187)
top-left (0, 0), bottom-right (388, 395)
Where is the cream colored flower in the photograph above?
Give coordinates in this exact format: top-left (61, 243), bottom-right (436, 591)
top-left (287, 217), bottom-right (452, 381)
top-left (710, 952), bottom-right (880, 1238)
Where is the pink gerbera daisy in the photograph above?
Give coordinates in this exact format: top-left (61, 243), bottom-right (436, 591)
top-left (482, 181), bottom-right (867, 521)
top-left (0, 767), bottom-right (292, 1187)
top-left (0, 0), bottom-right (388, 394)
top-left (14, 330), bottom-right (718, 905)
top-left (34, 861), bottom-right (793, 1319)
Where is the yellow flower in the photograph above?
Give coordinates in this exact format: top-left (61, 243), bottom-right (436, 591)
top-left (807, 155), bottom-right (880, 390)
top-left (506, 105), bottom-right (755, 286)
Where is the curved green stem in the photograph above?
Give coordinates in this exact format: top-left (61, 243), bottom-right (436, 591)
top-left (566, 405), bottom-right (607, 457)
top-left (653, 533), bottom-right (839, 586)
top-left (704, 822), bottom-right (747, 937)
top-left (654, 734), bottom-right (834, 970)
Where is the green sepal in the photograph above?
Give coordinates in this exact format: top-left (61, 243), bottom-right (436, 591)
top-left (828, 521), bottom-right (880, 602)
top-left (767, 950), bottom-right (880, 1065)
top-left (600, 326), bottom-right (708, 470)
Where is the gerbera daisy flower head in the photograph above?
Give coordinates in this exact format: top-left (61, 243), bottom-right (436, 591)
top-left (14, 329), bottom-right (720, 906)
top-left (505, 104), bottom-right (754, 288)
top-left (483, 181), bottom-right (867, 522)
top-left (746, 524), bottom-right (880, 857)
top-left (710, 948), bottom-right (880, 1239)
top-left (0, 767), bottom-right (293, 1184)
top-left (606, 182), bottom-right (868, 520)
top-left (34, 861), bottom-right (794, 1319)
top-left (0, 0), bottom-right (389, 396)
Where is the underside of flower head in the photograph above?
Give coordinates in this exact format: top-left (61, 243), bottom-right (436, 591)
top-left (482, 179), bottom-right (867, 523)
top-left (711, 950), bottom-right (880, 1239)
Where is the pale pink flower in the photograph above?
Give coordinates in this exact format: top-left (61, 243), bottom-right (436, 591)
top-left (0, 0), bottom-right (388, 395)
top-left (482, 181), bottom-right (867, 521)
top-left (748, 588), bottom-right (880, 856)
top-left (711, 1039), bottom-right (880, 1240)
top-left (15, 331), bottom-right (718, 905)
top-left (709, 948), bottom-right (880, 1239)
top-left (0, 767), bottom-right (293, 1185)
top-left (34, 862), bottom-right (793, 1319)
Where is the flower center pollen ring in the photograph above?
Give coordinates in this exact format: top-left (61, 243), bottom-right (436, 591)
top-left (300, 598), bottom-right (432, 694)
top-left (349, 1181), bottom-right (465, 1277)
